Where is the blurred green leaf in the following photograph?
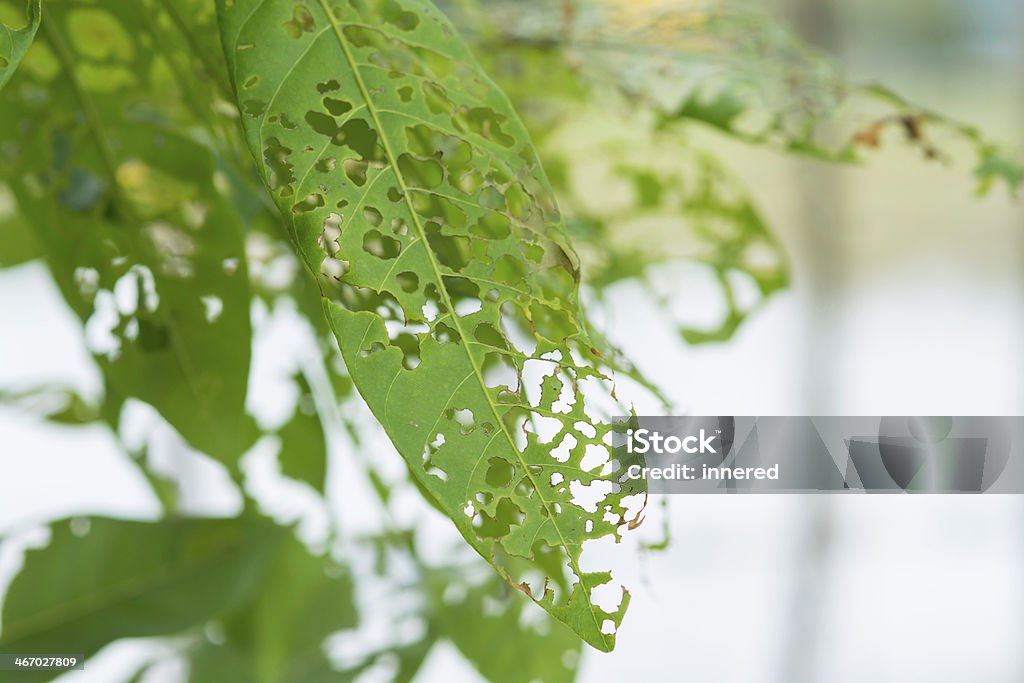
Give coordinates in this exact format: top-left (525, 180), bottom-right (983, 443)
top-left (0, 0), bottom-right (254, 463)
top-left (189, 532), bottom-right (356, 683)
top-left (0, 199), bottom-right (42, 267)
top-left (976, 147), bottom-right (1024, 197)
top-left (476, 0), bottom-right (1023, 193)
top-left (552, 125), bottom-right (788, 346)
top-left (0, 385), bottom-right (101, 424)
top-left (0, 516), bottom-right (285, 679)
top-left (432, 573), bottom-right (582, 683)
top-left (276, 372), bottom-right (328, 493)
top-left (464, 7), bottom-right (788, 349)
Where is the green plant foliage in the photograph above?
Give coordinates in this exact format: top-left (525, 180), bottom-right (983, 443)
top-left (856, 84), bottom-right (1024, 197)
top-left (0, 384), bottom-right (101, 424)
top-left (555, 138), bottom-right (788, 345)
top-left (189, 532), bottom-right (356, 683)
top-left (276, 371), bottom-right (329, 492)
top-left (459, 0), bottom-right (1022, 353)
top-left (0, 0), bottom-right (39, 90)
top-left (446, 4), bottom-right (788, 346)
top-left (466, 40), bottom-right (785, 345)
top-left (0, 0), bottom-right (254, 463)
top-left (431, 571), bottom-right (583, 683)
top-left (0, 212), bottom-right (41, 267)
top-left (0, 517), bottom-right (285, 681)
top-left (560, 0), bottom-right (1024, 194)
top-left (218, 0), bottom-right (638, 651)
top-left (347, 521), bottom-right (584, 683)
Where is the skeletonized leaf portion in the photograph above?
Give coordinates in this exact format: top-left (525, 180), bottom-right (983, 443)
top-left (219, 0), bottom-right (638, 651)
top-left (0, 0), bottom-right (40, 90)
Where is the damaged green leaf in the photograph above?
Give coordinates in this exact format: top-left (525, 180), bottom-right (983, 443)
top-left (219, 0), bottom-right (642, 651)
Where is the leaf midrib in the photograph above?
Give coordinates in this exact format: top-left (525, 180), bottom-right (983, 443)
top-left (315, 0), bottom-right (610, 650)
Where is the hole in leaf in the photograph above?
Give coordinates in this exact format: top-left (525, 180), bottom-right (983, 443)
top-left (453, 107), bottom-right (515, 147)
top-left (323, 97), bottom-right (353, 116)
top-left (380, 0), bottom-right (420, 30)
top-left (551, 433), bottom-right (577, 463)
top-left (343, 159), bottom-right (368, 186)
top-left (392, 332), bottom-right (421, 370)
top-left (396, 271), bottom-right (419, 293)
top-left (362, 230), bottom-right (401, 260)
top-left (434, 321), bottom-right (460, 344)
top-left (315, 157), bottom-right (337, 173)
top-left (475, 498), bottom-right (524, 538)
top-left (263, 137), bottom-right (296, 190)
top-left (446, 407), bottom-right (476, 434)
top-left (485, 457), bottom-right (515, 488)
top-left (282, 4), bottom-right (315, 38)
top-left (471, 212), bottom-right (511, 239)
top-left (425, 225), bottom-right (468, 271)
top-left (474, 323), bottom-right (508, 349)
top-left (292, 193), bottom-right (325, 214)
top-left (363, 206), bottom-right (383, 227)
top-left (398, 154), bottom-right (443, 189)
